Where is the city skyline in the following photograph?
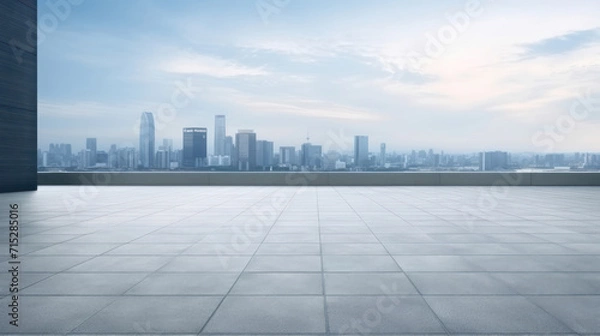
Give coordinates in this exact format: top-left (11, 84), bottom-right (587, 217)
top-left (38, 1), bottom-right (600, 152)
top-left (37, 111), bottom-right (600, 171)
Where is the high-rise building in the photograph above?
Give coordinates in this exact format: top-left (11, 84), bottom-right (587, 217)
top-left (479, 151), bottom-right (509, 171)
top-left (224, 136), bottom-right (234, 157)
top-left (301, 143), bottom-right (322, 170)
top-left (256, 140), bottom-right (274, 168)
top-left (163, 139), bottom-right (173, 164)
top-left (163, 139), bottom-right (173, 151)
top-left (182, 127), bottom-right (208, 168)
top-left (139, 112), bottom-right (155, 168)
top-left (86, 138), bottom-right (97, 167)
top-left (354, 135), bottom-right (369, 168)
top-left (235, 130), bottom-right (257, 171)
top-left (116, 147), bottom-right (136, 169)
top-left (214, 115), bottom-right (226, 156)
top-left (280, 146), bottom-right (296, 166)
top-left (108, 145), bottom-right (117, 168)
top-left (379, 143), bottom-right (386, 167)
top-left (156, 148), bottom-right (170, 169)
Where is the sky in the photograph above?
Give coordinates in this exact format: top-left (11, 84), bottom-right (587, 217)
top-left (38, 0), bottom-right (600, 154)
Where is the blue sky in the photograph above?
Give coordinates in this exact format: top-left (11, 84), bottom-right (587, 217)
top-left (38, 0), bottom-right (600, 153)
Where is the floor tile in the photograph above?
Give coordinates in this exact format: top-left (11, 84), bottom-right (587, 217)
top-left (202, 296), bottom-right (326, 333)
top-left (326, 296), bottom-right (445, 334)
top-left (159, 256), bottom-right (251, 273)
top-left (528, 296), bottom-right (600, 334)
top-left (22, 273), bottom-right (147, 295)
top-left (425, 296), bottom-right (574, 334)
top-left (323, 255), bottom-right (400, 272)
top-left (126, 273), bottom-right (238, 295)
top-left (325, 273), bottom-right (418, 295)
top-left (231, 273), bottom-right (323, 294)
top-left (407, 272), bottom-right (516, 294)
top-left (245, 256), bottom-right (321, 272)
top-left (73, 296), bottom-right (222, 333)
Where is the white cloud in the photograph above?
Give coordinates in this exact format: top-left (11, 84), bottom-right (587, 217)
top-left (199, 87), bottom-right (383, 121)
top-left (160, 52), bottom-right (269, 77)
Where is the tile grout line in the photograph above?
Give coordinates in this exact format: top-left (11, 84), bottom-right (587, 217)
top-left (335, 186), bottom-right (453, 336)
top-left (196, 187), bottom-right (301, 335)
top-left (63, 187), bottom-right (259, 334)
top-left (316, 187), bottom-right (331, 335)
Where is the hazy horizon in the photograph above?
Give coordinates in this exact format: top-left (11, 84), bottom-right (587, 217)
top-left (38, 0), bottom-right (600, 154)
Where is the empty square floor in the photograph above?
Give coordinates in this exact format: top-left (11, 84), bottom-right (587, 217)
top-left (1, 186), bottom-right (599, 335)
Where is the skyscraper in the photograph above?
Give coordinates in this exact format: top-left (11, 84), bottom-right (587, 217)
top-left (479, 151), bottom-right (509, 171)
top-left (256, 140), bottom-right (274, 168)
top-left (301, 143), bottom-right (322, 170)
top-left (86, 138), bottom-right (97, 167)
top-left (183, 128), bottom-right (207, 168)
top-left (280, 146), bottom-right (296, 166)
top-left (224, 136), bottom-right (234, 157)
top-left (139, 112), bottom-right (155, 168)
top-left (354, 135), bottom-right (369, 168)
top-left (235, 130), bottom-right (257, 171)
top-left (214, 115), bottom-right (226, 156)
top-left (380, 143), bottom-right (386, 167)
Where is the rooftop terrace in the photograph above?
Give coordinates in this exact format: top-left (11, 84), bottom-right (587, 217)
top-left (1, 186), bottom-right (599, 335)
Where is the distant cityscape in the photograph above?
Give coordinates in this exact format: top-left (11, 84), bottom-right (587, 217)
top-left (38, 112), bottom-right (600, 172)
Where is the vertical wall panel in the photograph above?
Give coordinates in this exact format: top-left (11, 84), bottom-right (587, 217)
top-left (0, 0), bottom-right (37, 192)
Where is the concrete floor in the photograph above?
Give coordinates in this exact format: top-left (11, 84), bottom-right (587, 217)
top-left (0, 186), bottom-right (599, 335)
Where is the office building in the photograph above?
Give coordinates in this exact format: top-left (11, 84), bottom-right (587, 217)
top-left (235, 130), bottom-right (257, 171)
top-left (139, 112), bottom-right (155, 168)
top-left (479, 151), bottom-right (509, 171)
top-left (86, 138), bottom-right (97, 167)
top-left (279, 146), bottom-right (296, 166)
top-left (380, 143), bottom-right (386, 167)
top-left (301, 143), bottom-right (322, 170)
top-left (224, 136), bottom-right (234, 158)
top-left (183, 127), bottom-right (208, 168)
top-left (256, 140), bottom-right (274, 168)
top-left (116, 147), bottom-right (136, 169)
top-left (354, 135), bottom-right (369, 168)
top-left (214, 115), bottom-right (226, 156)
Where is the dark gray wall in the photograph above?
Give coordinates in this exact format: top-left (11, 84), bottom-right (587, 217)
top-left (38, 172), bottom-right (600, 186)
top-left (0, 0), bottom-right (37, 193)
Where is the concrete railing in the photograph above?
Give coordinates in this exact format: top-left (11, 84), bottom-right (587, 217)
top-left (37, 172), bottom-right (600, 186)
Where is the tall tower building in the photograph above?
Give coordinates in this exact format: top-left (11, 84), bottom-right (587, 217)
top-left (256, 140), bottom-right (274, 168)
top-left (214, 115), bottom-right (226, 156)
top-left (183, 128), bottom-right (207, 168)
top-left (139, 112), bottom-right (155, 168)
top-left (479, 151), bottom-right (509, 171)
top-left (235, 130), bottom-right (257, 171)
top-left (86, 138), bottom-right (97, 167)
top-left (354, 135), bottom-right (369, 168)
top-left (224, 136), bottom-right (234, 157)
top-left (279, 146), bottom-right (296, 166)
top-left (301, 143), bottom-right (323, 170)
top-left (380, 143), bottom-right (386, 167)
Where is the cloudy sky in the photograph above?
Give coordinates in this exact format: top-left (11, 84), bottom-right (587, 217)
top-left (38, 0), bottom-right (600, 154)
